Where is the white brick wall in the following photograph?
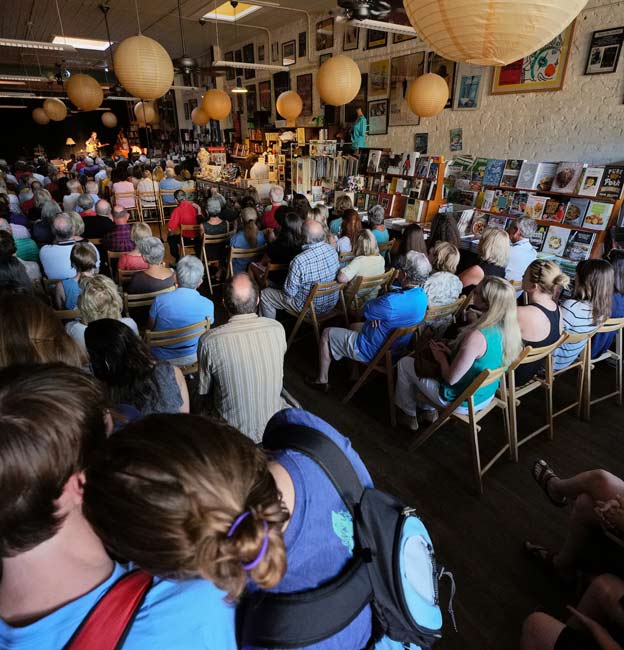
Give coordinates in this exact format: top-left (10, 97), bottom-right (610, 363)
top-left (222, 0), bottom-right (624, 163)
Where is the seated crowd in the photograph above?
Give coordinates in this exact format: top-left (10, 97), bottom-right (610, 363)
top-left (0, 154), bottom-right (623, 650)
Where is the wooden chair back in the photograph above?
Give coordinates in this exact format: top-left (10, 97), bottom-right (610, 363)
top-left (123, 285), bottom-right (175, 316)
top-left (144, 318), bottom-right (210, 349)
top-left (180, 224), bottom-right (203, 257)
top-left (118, 268), bottom-right (141, 286)
top-left (54, 308), bottom-right (80, 321)
top-left (595, 316), bottom-right (624, 335)
top-left (261, 263), bottom-right (289, 289)
top-left (89, 238), bottom-right (103, 247)
top-left (159, 190), bottom-right (178, 213)
top-left (228, 245), bottom-right (267, 277)
top-left (339, 251), bottom-right (355, 265)
top-left (202, 231), bottom-right (232, 261)
top-left (507, 334), bottom-right (570, 374)
top-left (112, 191), bottom-right (136, 210)
top-left (424, 295), bottom-right (469, 322)
top-left (347, 268), bottom-right (397, 312)
top-left (378, 239), bottom-right (395, 256)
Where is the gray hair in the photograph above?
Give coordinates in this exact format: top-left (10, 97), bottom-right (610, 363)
top-left (76, 194), bottom-right (94, 211)
top-left (67, 179), bottom-right (82, 194)
top-left (269, 185), bottom-right (284, 204)
top-left (95, 199), bottom-right (112, 217)
top-left (137, 236), bottom-right (165, 265)
top-left (52, 213), bottom-right (74, 240)
top-left (302, 219), bottom-right (326, 245)
top-left (68, 211), bottom-right (85, 236)
top-left (206, 197), bottom-right (222, 217)
top-left (0, 218), bottom-right (10, 233)
top-left (515, 216), bottom-right (538, 239)
top-left (368, 204), bottom-right (385, 226)
top-left (176, 255), bottom-right (204, 289)
top-left (41, 200), bottom-right (62, 222)
top-left (403, 251), bottom-right (432, 286)
top-left (34, 188), bottom-right (52, 208)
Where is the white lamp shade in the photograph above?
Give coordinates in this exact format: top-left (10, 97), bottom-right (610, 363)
top-left (202, 89), bottom-right (231, 120)
top-left (276, 91), bottom-right (303, 122)
top-left (403, 0), bottom-right (587, 66)
top-left (406, 73), bottom-right (449, 117)
top-left (191, 107), bottom-right (210, 126)
top-left (316, 55), bottom-right (361, 107)
top-left (134, 101), bottom-right (157, 124)
top-left (43, 98), bottom-right (67, 121)
top-left (65, 73), bottom-right (104, 111)
top-left (113, 34), bottom-right (174, 100)
top-left (32, 108), bottom-right (50, 125)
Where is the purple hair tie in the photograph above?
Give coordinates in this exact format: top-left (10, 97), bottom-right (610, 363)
top-left (227, 512), bottom-right (270, 571)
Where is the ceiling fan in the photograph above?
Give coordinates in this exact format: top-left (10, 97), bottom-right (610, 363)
top-left (336, 0), bottom-right (392, 21)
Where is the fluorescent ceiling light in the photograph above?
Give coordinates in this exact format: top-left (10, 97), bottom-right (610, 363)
top-left (0, 75), bottom-right (48, 83)
top-left (0, 38), bottom-right (75, 51)
top-left (52, 35), bottom-right (111, 50)
top-left (0, 81), bottom-right (26, 86)
top-left (202, 1), bottom-right (261, 22)
top-left (0, 105), bottom-right (28, 109)
top-left (214, 60), bottom-right (287, 72)
top-left (0, 92), bottom-right (36, 98)
top-left (350, 19), bottom-right (419, 37)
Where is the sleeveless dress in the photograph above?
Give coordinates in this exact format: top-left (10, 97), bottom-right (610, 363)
top-left (61, 277), bottom-right (81, 309)
top-left (462, 260), bottom-right (506, 295)
top-left (514, 304), bottom-right (561, 386)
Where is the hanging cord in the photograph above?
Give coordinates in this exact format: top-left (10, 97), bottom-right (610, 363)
top-left (134, 0), bottom-right (142, 34)
top-left (54, 0), bottom-right (66, 41)
top-left (177, 0), bottom-right (186, 56)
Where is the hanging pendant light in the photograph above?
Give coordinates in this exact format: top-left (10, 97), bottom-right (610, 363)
top-left (231, 78), bottom-right (248, 94)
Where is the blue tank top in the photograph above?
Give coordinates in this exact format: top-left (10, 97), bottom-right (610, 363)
top-left (61, 277), bottom-right (82, 310)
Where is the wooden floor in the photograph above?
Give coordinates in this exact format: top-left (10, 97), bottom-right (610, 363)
top-left (281, 337), bottom-right (624, 650)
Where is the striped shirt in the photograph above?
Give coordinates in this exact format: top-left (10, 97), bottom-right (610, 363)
top-left (553, 299), bottom-right (596, 371)
top-left (198, 313), bottom-right (288, 442)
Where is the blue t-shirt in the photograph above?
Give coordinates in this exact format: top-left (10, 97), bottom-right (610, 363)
top-left (61, 277), bottom-right (82, 310)
top-left (592, 292), bottom-right (624, 358)
top-left (230, 231), bottom-right (266, 274)
top-left (329, 218), bottom-right (342, 236)
top-left (149, 288), bottom-right (214, 360)
top-left (372, 228), bottom-right (390, 246)
top-left (0, 562), bottom-right (236, 650)
top-left (356, 287), bottom-right (428, 362)
top-left (254, 408), bottom-right (373, 650)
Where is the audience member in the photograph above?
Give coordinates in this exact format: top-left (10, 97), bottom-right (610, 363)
top-left (148, 255), bottom-right (213, 366)
top-left (75, 193), bottom-right (96, 216)
top-left (40, 213), bottom-right (98, 280)
top-left (82, 199), bottom-right (115, 240)
top-left (336, 209), bottom-right (362, 254)
top-left (159, 166), bottom-right (182, 204)
top-left (62, 178), bottom-right (82, 212)
top-left (459, 228), bottom-right (510, 295)
top-left (198, 274), bottom-right (287, 440)
top-left (261, 185), bottom-right (284, 230)
top-left (592, 249), bottom-right (624, 358)
top-left (292, 193), bottom-right (311, 217)
top-left (136, 168), bottom-right (158, 207)
top-left (203, 197), bottom-right (228, 235)
top-left (394, 223), bottom-right (428, 269)
top-left (260, 220), bottom-right (339, 320)
top-left (230, 207), bottom-right (266, 273)
top-left (54, 242), bottom-right (98, 310)
top-left (329, 194), bottom-right (354, 234)
top-left (553, 259), bottom-right (613, 371)
top-left (367, 205), bottom-right (389, 246)
top-left (0, 231), bottom-right (33, 295)
top-left (166, 189), bottom-right (201, 261)
top-left (180, 168), bottom-right (196, 200)
top-left (111, 167), bottom-right (135, 209)
top-left (118, 221), bottom-right (151, 270)
top-left (424, 241), bottom-right (463, 308)
top-left (105, 205), bottom-right (134, 252)
top-left (0, 215), bottom-right (38, 262)
top-left (127, 237), bottom-right (175, 294)
top-left (395, 276), bottom-right (522, 430)
top-left (506, 217), bottom-right (538, 283)
top-left (0, 225), bottom-right (40, 284)
top-left (427, 212), bottom-right (461, 250)
top-left (338, 229), bottom-right (385, 304)
top-left (32, 199), bottom-right (61, 245)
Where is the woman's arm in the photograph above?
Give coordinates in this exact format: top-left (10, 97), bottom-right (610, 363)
top-left (173, 365), bottom-right (190, 413)
top-left (433, 330), bottom-right (486, 385)
top-left (54, 281), bottom-right (66, 310)
top-left (459, 265), bottom-right (484, 289)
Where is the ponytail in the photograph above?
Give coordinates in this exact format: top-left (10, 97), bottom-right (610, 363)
top-left (244, 219), bottom-right (259, 248)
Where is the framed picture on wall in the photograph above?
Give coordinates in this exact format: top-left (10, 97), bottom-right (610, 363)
top-left (366, 29), bottom-right (387, 50)
top-left (299, 31), bottom-right (307, 58)
top-left (491, 22), bottom-right (575, 94)
top-left (343, 26), bottom-right (359, 51)
top-left (316, 18), bottom-right (334, 51)
top-left (368, 99), bottom-right (389, 135)
top-left (282, 40), bottom-right (296, 66)
top-left (271, 42), bottom-right (279, 62)
top-left (344, 72), bottom-right (367, 123)
top-left (393, 32), bottom-right (417, 44)
top-left (224, 51), bottom-right (235, 80)
top-left (273, 71), bottom-right (290, 106)
top-left (258, 43), bottom-right (265, 63)
top-left (320, 53), bottom-right (332, 65)
top-left (234, 49), bottom-right (243, 76)
top-left (453, 63), bottom-right (486, 110)
top-left (246, 85), bottom-right (257, 115)
top-left (585, 26), bottom-right (624, 74)
top-left (426, 51), bottom-right (455, 108)
top-left (297, 73), bottom-right (313, 117)
top-left (258, 80), bottom-right (272, 111)
top-left (369, 59), bottom-right (390, 98)
top-left (243, 43), bottom-right (255, 79)
top-left (389, 52), bottom-right (425, 126)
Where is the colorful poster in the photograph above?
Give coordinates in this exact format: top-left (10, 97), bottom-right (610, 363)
top-left (453, 63), bottom-right (486, 110)
top-left (369, 59), bottom-right (390, 98)
top-left (450, 128), bottom-right (463, 152)
top-left (368, 99), bottom-right (388, 135)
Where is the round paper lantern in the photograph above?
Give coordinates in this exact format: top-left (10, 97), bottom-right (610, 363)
top-left (403, 0), bottom-right (587, 66)
top-left (406, 74), bottom-right (449, 118)
top-left (43, 98), bottom-right (67, 121)
top-left (191, 106), bottom-right (210, 126)
top-left (101, 111), bottom-right (118, 128)
top-left (65, 73), bottom-right (103, 111)
top-left (316, 55), bottom-right (361, 107)
top-left (202, 89), bottom-right (231, 120)
top-left (113, 34), bottom-right (174, 100)
top-left (32, 108), bottom-right (50, 125)
top-left (276, 91), bottom-right (303, 123)
top-left (134, 101), bottom-right (157, 124)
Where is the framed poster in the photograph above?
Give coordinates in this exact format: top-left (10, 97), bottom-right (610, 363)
top-left (453, 63), bottom-right (486, 110)
top-left (246, 85), bottom-right (257, 115)
top-left (427, 51), bottom-right (455, 108)
top-left (242, 43), bottom-right (255, 79)
top-left (343, 26), bottom-right (359, 51)
top-left (271, 41), bottom-right (279, 62)
top-left (258, 80), bottom-right (271, 111)
top-left (273, 71), bottom-right (290, 106)
top-left (234, 49), bottom-right (243, 76)
top-left (299, 31), bottom-right (307, 58)
top-left (366, 29), bottom-right (387, 50)
top-left (297, 73), bottom-right (313, 117)
top-left (344, 73), bottom-right (367, 123)
top-left (368, 99), bottom-right (388, 135)
top-left (450, 128), bottom-right (463, 152)
top-left (282, 40), bottom-right (296, 66)
top-left (369, 59), bottom-right (390, 98)
top-left (393, 31), bottom-right (417, 44)
top-left (585, 26), bottom-right (624, 74)
top-left (316, 18), bottom-right (334, 51)
top-left (414, 132), bottom-right (428, 154)
top-left (389, 52), bottom-right (425, 126)
top-left (320, 53), bottom-right (332, 65)
top-left (257, 43), bottom-right (265, 63)
top-left (491, 22), bottom-right (575, 94)
top-left (224, 51), bottom-right (235, 80)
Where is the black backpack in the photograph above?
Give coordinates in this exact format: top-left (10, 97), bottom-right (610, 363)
top-left (236, 423), bottom-right (456, 650)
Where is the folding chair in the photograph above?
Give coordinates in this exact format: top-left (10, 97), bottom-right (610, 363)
top-left (107, 250), bottom-right (124, 283)
top-left (201, 232), bottom-right (232, 294)
top-left (584, 316), bottom-right (624, 420)
top-left (553, 330), bottom-right (596, 420)
top-left (259, 263), bottom-right (289, 290)
top-left (118, 268), bottom-right (141, 287)
top-left (54, 308), bottom-right (80, 321)
top-left (180, 224), bottom-right (204, 257)
top-left (511, 280), bottom-right (528, 305)
top-left (378, 239), bottom-right (395, 257)
top-left (228, 245), bottom-right (267, 278)
top-left (345, 269), bottom-right (397, 319)
top-left (89, 238), bottom-right (103, 247)
top-left (506, 334), bottom-right (569, 460)
top-left (286, 281), bottom-right (349, 350)
top-left (159, 190), bottom-right (178, 220)
top-left (123, 286), bottom-right (176, 318)
top-left (342, 323), bottom-right (422, 427)
top-left (111, 191), bottom-right (138, 220)
top-left (339, 251), bottom-right (355, 265)
top-left (409, 367), bottom-right (511, 494)
top-left (420, 295), bottom-right (469, 334)
top-left (144, 318), bottom-right (210, 376)
top-left (137, 186), bottom-right (164, 236)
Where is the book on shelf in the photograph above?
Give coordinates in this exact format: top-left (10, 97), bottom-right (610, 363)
top-left (483, 159), bottom-right (506, 186)
top-left (396, 179), bottom-right (410, 195)
top-left (457, 209), bottom-right (475, 236)
top-left (597, 165), bottom-right (624, 200)
top-left (371, 176), bottom-right (381, 193)
top-left (500, 159), bottom-right (525, 188)
top-left (563, 230), bottom-right (595, 262)
top-left (530, 225), bottom-right (548, 251)
top-left (542, 226), bottom-right (571, 257)
top-left (367, 150), bottom-right (382, 173)
top-left (355, 192), bottom-right (368, 211)
top-left (412, 178), bottom-right (424, 197)
top-left (480, 189), bottom-right (496, 211)
top-left (400, 152), bottom-right (419, 177)
top-left (368, 193), bottom-right (379, 209)
top-left (510, 191), bottom-right (530, 215)
top-left (524, 195), bottom-right (547, 220)
top-left (470, 157), bottom-right (488, 183)
top-left (416, 157), bottom-right (431, 178)
top-left (577, 166), bottom-right (604, 197)
top-left (487, 215), bottom-right (508, 230)
top-left (386, 154), bottom-right (403, 175)
top-left (389, 177), bottom-right (398, 193)
top-left (542, 198), bottom-right (568, 223)
top-left (550, 162), bottom-right (586, 194)
top-left (378, 153), bottom-right (391, 174)
top-left (563, 198), bottom-right (590, 227)
top-left (404, 198), bottom-right (424, 222)
top-left (379, 192), bottom-right (394, 217)
top-left (492, 190), bottom-right (514, 214)
top-left (391, 194), bottom-right (408, 219)
top-left (517, 161), bottom-right (542, 190)
top-left (532, 162), bottom-right (559, 191)
top-left (427, 161), bottom-right (440, 181)
top-left (471, 213), bottom-right (489, 237)
top-left (448, 188), bottom-right (478, 207)
top-left (583, 200), bottom-right (613, 230)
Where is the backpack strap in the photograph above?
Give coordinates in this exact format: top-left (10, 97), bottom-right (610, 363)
top-left (262, 422), bottom-right (365, 516)
top-left (64, 569), bottom-right (153, 650)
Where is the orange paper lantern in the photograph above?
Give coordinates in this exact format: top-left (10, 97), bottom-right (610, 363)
top-left (134, 101), bottom-right (157, 124)
top-left (32, 108), bottom-right (50, 125)
top-left (101, 111), bottom-right (118, 128)
top-left (316, 55), bottom-right (361, 106)
top-left (202, 89), bottom-right (231, 120)
top-left (191, 106), bottom-right (210, 126)
top-left (276, 91), bottom-right (303, 124)
top-left (65, 73), bottom-right (104, 111)
top-left (43, 98), bottom-right (67, 121)
top-left (406, 74), bottom-right (449, 118)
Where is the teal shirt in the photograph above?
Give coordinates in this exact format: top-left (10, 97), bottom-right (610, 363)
top-left (15, 237), bottom-right (39, 262)
top-left (440, 326), bottom-right (503, 406)
top-left (352, 115), bottom-right (367, 150)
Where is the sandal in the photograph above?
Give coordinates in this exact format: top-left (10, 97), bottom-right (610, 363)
top-left (304, 376), bottom-right (330, 394)
top-left (532, 459), bottom-right (568, 507)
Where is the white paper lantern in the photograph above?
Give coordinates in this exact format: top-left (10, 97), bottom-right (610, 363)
top-left (316, 55), bottom-right (361, 106)
top-left (403, 0), bottom-right (587, 66)
top-left (134, 101), bottom-right (157, 124)
top-left (43, 98), bottom-right (67, 121)
top-left (406, 74), bottom-right (449, 117)
top-left (32, 108), bottom-right (50, 125)
top-left (276, 91), bottom-right (303, 124)
top-left (113, 34), bottom-right (174, 100)
top-left (65, 73), bottom-right (103, 111)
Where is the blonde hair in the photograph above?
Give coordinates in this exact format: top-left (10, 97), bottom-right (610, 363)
top-left (130, 221), bottom-right (152, 244)
top-left (309, 205), bottom-right (329, 230)
top-left (68, 210), bottom-right (84, 236)
top-left (478, 229), bottom-right (510, 268)
top-left (468, 277), bottom-right (523, 366)
top-left (430, 241), bottom-right (460, 274)
top-left (524, 259), bottom-right (570, 297)
top-left (354, 229), bottom-right (379, 257)
top-left (78, 275), bottom-right (123, 323)
top-left (334, 194), bottom-right (353, 214)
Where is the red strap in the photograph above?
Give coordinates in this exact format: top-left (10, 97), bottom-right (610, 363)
top-left (65, 569), bottom-right (153, 650)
